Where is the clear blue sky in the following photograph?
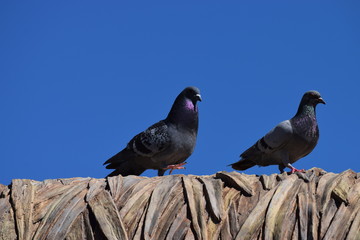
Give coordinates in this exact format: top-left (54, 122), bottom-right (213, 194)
top-left (1, 1), bottom-right (359, 184)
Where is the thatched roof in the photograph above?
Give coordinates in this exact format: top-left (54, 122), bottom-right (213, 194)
top-left (0, 168), bottom-right (359, 240)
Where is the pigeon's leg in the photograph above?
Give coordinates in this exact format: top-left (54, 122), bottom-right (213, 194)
top-left (162, 162), bottom-right (187, 174)
top-left (278, 165), bottom-right (286, 173)
top-left (286, 163), bottom-right (305, 174)
top-left (157, 169), bottom-right (166, 176)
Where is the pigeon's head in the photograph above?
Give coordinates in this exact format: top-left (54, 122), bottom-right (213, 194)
top-left (182, 86), bottom-right (202, 106)
top-left (167, 86), bottom-right (201, 125)
top-left (301, 90), bottom-right (326, 106)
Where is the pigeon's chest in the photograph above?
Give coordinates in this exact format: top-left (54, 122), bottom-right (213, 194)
top-left (170, 127), bottom-right (197, 153)
top-left (153, 126), bottom-right (197, 166)
top-left (289, 117), bottom-right (319, 160)
top-left (292, 116), bottom-right (319, 142)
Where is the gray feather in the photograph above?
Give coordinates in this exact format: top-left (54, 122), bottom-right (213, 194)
top-left (231, 90), bottom-right (325, 173)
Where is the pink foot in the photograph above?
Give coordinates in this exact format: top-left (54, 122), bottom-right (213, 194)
top-left (163, 162), bottom-right (187, 174)
top-left (288, 167), bottom-right (305, 174)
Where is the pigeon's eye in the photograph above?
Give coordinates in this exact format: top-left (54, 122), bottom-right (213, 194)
top-left (310, 93), bottom-right (318, 98)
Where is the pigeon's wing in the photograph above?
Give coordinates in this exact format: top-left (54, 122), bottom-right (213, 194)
top-left (129, 120), bottom-right (171, 157)
top-left (104, 120), bottom-right (171, 175)
top-left (241, 120), bottom-right (293, 158)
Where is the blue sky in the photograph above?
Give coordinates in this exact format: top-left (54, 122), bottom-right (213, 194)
top-left (1, 1), bottom-right (359, 184)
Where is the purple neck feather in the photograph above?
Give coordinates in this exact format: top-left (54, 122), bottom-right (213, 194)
top-left (292, 106), bottom-right (319, 138)
top-left (167, 98), bottom-right (198, 129)
top-left (185, 99), bottom-right (198, 112)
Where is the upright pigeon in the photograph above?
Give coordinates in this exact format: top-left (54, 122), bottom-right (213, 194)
top-left (104, 86), bottom-right (202, 177)
top-left (230, 90), bottom-right (325, 173)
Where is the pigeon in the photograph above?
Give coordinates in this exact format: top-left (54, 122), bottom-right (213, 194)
top-left (230, 90), bottom-right (325, 173)
top-left (104, 86), bottom-right (202, 177)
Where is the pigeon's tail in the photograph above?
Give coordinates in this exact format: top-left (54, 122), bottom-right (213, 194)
top-left (104, 151), bottom-right (146, 177)
top-left (106, 162), bottom-right (146, 177)
top-left (230, 158), bottom-right (256, 171)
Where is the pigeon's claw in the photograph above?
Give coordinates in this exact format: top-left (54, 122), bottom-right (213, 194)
top-left (285, 163), bottom-right (305, 174)
top-left (163, 162), bottom-right (187, 174)
top-left (288, 167), bottom-right (305, 174)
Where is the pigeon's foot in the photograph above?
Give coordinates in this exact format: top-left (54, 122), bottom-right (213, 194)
top-left (285, 163), bottom-right (305, 174)
top-left (163, 162), bottom-right (187, 174)
top-left (288, 167), bottom-right (305, 174)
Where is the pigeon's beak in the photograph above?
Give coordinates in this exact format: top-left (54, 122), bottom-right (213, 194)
top-left (195, 94), bottom-right (202, 102)
top-left (318, 97), bottom-right (326, 104)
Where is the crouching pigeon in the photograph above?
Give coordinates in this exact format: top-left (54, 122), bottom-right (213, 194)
top-left (230, 90), bottom-right (325, 174)
top-left (104, 86), bottom-right (202, 177)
